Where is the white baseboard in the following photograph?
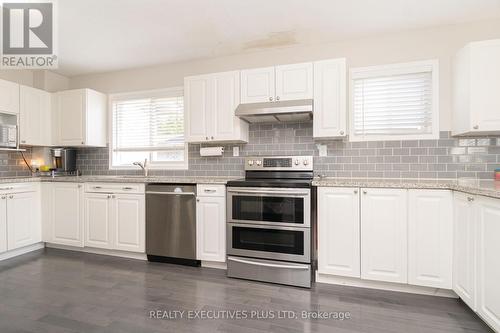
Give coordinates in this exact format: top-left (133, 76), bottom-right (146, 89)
top-left (46, 243), bottom-right (147, 261)
top-left (0, 242), bottom-right (44, 261)
top-left (201, 260), bottom-right (227, 270)
top-left (316, 273), bottom-right (458, 298)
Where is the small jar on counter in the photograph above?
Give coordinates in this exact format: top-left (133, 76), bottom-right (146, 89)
top-left (495, 168), bottom-right (500, 181)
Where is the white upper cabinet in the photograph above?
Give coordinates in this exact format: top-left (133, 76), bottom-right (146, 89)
top-left (240, 67), bottom-right (275, 103)
top-left (476, 196), bottom-right (500, 332)
top-left (361, 188), bottom-right (408, 284)
top-left (0, 79), bottom-right (20, 114)
top-left (185, 71), bottom-right (248, 143)
top-left (185, 74), bottom-right (211, 142)
top-left (241, 62), bottom-right (313, 104)
top-left (19, 85), bottom-right (52, 146)
top-left (453, 192), bottom-right (477, 310)
top-left (275, 63), bottom-right (313, 101)
top-left (313, 58), bottom-right (347, 138)
top-left (452, 39), bottom-right (500, 135)
top-left (317, 187), bottom-right (360, 278)
top-left (408, 190), bottom-right (452, 289)
top-left (55, 88), bottom-right (107, 147)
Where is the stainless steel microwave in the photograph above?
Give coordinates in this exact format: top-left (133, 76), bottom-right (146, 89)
top-left (0, 124), bottom-right (17, 148)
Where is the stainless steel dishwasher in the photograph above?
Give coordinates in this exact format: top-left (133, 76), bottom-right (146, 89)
top-left (146, 184), bottom-right (200, 266)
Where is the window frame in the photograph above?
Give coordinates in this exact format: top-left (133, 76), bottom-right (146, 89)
top-left (108, 87), bottom-right (188, 170)
top-left (348, 60), bottom-right (439, 142)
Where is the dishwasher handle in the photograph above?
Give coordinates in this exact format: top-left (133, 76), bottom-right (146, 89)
top-left (146, 191), bottom-right (196, 196)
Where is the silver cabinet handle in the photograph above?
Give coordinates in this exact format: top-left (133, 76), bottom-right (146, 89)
top-left (196, 199), bottom-right (200, 202)
top-left (9, 195), bottom-right (13, 199)
top-left (21, 140), bottom-right (26, 143)
top-left (93, 186), bottom-right (102, 189)
top-left (211, 136), bottom-right (214, 140)
top-left (467, 196), bottom-right (475, 202)
top-left (1, 196), bottom-right (5, 200)
top-left (269, 96), bottom-right (273, 102)
top-left (340, 130), bottom-right (345, 135)
top-left (354, 190), bottom-right (358, 194)
top-left (78, 184), bottom-right (82, 188)
top-left (123, 187), bottom-right (133, 190)
top-left (363, 190), bottom-right (367, 194)
top-left (473, 125), bottom-right (479, 130)
top-left (203, 189), bottom-right (216, 193)
top-left (81, 141), bottom-right (85, 145)
top-left (111, 195), bottom-right (116, 199)
top-left (0, 187), bottom-right (14, 191)
top-left (276, 96), bottom-right (280, 101)
top-left (228, 257), bottom-right (309, 270)
top-left (107, 195), bottom-right (111, 199)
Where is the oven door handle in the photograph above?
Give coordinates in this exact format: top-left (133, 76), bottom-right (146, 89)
top-left (227, 188), bottom-right (309, 196)
top-left (227, 257), bottom-right (309, 270)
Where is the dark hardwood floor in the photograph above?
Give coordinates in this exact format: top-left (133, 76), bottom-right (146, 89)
top-left (0, 248), bottom-right (492, 333)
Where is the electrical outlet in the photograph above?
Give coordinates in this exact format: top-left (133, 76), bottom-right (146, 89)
top-left (233, 146), bottom-right (239, 157)
top-left (317, 144), bottom-right (327, 157)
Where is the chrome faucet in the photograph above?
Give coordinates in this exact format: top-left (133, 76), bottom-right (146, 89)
top-left (133, 158), bottom-right (148, 177)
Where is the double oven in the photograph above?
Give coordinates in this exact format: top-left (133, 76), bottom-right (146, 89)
top-left (226, 156), bottom-right (315, 288)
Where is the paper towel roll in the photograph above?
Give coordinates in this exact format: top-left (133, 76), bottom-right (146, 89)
top-left (200, 147), bottom-right (224, 156)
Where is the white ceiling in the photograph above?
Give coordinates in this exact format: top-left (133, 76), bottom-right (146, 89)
top-left (57, 0), bottom-right (500, 77)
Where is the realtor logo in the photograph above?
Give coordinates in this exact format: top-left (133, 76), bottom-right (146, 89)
top-left (1, 1), bottom-right (57, 69)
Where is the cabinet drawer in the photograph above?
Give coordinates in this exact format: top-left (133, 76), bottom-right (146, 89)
top-left (84, 183), bottom-right (145, 194)
top-left (0, 182), bottom-right (38, 194)
top-left (197, 184), bottom-right (225, 197)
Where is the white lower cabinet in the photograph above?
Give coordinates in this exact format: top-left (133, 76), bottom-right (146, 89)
top-left (361, 188), bottom-right (408, 283)
top-left (317, 187), bottom-right (360, 277)
top-left (43, 182), bottom-right (84, 247)
top-left (476, 196), bottom-right (500, 332)
top-left (7, 191), bottom-right (41, 250)
top-left (196, 185), bottom-right (225, 262)
top-left (453, 192), bottom-right (477, 310)
top-left (113, 194), bottom-right (145, 253)
top-left (408, 190), bottom-right (453, 289)
top-left (0, 186), bottom-right (42, 252)
top-left (84, 190), bottom-right (145, 253)
top-left (84, 193), bottom-right (112, 249)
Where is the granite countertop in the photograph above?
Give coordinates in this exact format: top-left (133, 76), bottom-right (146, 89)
top-left (313, 177), bottom-right (500, 199)
top-left (0, 175), bottom-right (237, 185)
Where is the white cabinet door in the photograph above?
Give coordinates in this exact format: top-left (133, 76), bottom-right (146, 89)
top-left (20, 85), bottom-right (52, 146)
top-left (56, 89), bottom-right (86, 146)
top-left (212, 71), bottom-right (248, 142)
top-left (0, 198), bottom-right (7, 253)
top-left (318, 187), bottom-right (360, 277)
top-left (196, 195), bottom-right (225, 262)
top-left (185, 75), bottom-right (211, 142)
top-left (476, 196), bottom-right (500, 332)
top-left (470, 40), bottom-right (500, 133)
top-left (408, 190), bottom-right (453, 289)
top-left (361, 188), bottom-right (408, 283)
top-left (313, 58), bottom-right (347, 138)
top-left (6, 191), bottom-right (40, 250)
top-left (240, 67), bottom-right (275, 103)
top-left (275, 63), bottom-right (313, 101)
top-left (84, 193), bottom-right (112, 249)
top-left (0, 79), bottom-right (19, 114)
top-left (113, 194), bottom-right (145, 253)
top-left (52, 183), bottom-right (84, 247)
top-left (453, 192), bottom-right (477, 310)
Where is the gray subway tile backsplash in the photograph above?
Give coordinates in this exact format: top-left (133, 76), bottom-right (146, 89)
top-left (0, 121), bottom-right (484, 180)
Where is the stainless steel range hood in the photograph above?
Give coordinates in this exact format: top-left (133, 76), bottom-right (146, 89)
top-left (235, 99), bottom-right (313, 123)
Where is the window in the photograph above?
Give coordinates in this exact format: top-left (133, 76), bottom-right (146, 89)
top-left (109, 88), bottom-right (187, 169)
top-left (349, 60), bottom-right (439, 141)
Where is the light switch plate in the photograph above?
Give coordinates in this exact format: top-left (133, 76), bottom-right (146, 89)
top-left (317, 144), bottom-right (327, 157)
top-left (233, 146), bottom-right (239, 157)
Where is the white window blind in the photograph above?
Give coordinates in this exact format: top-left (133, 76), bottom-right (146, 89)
top-left (110, 88), bottom-right (187, 169)
top-left (350, 61), bottom-right (438, 141)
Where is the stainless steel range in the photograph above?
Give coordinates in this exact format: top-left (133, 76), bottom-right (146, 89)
top-left (226, 156), bottom-right (316, 288)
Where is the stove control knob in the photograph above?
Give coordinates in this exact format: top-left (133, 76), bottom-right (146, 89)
top-left (248, 160), bottom-right (254, 166)
top-left (294, 159), bottom-right (300, 166)
top-left (256, 160), bottom-right (262, 166)
top-left (303, 159), bottom-right (309, 166)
